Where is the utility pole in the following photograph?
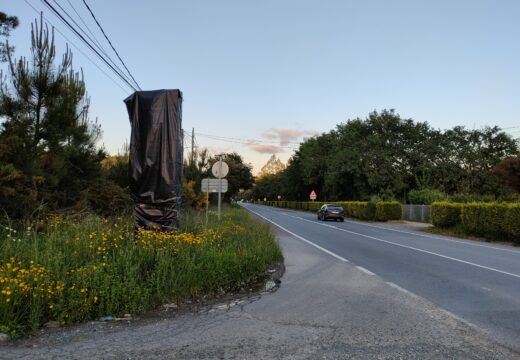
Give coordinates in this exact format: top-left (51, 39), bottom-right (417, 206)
top-left (191, 127), bottom-right (195, 165)
top-left (218, 154), bottom-right (222, 221)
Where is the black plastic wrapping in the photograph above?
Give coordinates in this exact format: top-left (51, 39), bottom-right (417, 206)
top-left (124, 89), bottom-right (183, 232)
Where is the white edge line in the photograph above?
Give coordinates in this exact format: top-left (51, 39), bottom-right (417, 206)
top-left (245, 207), bottom-right (349, 263)
top-left (356, 266), bottom-right (375, 276)
top-left (244, 205), bottom-right (498, 333)
top-left (342, 218), bottom-right (520, 255)
top-left (279, 206), bottom-right (520, 255)
top-left (287, 213), bottom-right (520, 280)
top-left (386, 282), bottom-right (418, 299)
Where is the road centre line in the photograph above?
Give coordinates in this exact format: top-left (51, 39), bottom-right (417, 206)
top-left (342, 218), bottom-right (520, 255)
top-left (246, 208), bottom-right (349, 263)
top-left (282, 208), bottom-right (520, 255)
top-left (282, 213), bottom-right (520, 280)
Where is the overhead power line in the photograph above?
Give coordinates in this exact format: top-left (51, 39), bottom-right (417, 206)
top-left (196, 132), bottom-right (299, 150)
top-left (40, 0), bottom-right (139, 91)
top-left (65, 0), bottom-right (106, 53)
top-left (22, 0), bottom-right (130, 94)
top-left (196, 132), bottom-right (302, 148)
top-left (82, 0), bottom-right (142, 91)
top-left (50, 0), bottom-right (122, 75)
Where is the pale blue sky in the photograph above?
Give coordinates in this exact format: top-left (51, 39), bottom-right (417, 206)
top-left (3, 0), bottom-right (520, 173)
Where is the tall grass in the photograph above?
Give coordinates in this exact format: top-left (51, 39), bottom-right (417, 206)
top-left (0, 206), bottom-right (282, 337)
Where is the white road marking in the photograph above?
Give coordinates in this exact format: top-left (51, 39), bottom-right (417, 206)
top-left (246, 208), bottom-right (349, 263)
top-left (340, 218), bottom-right (520, 255)
top-left (356, 266), bottom-right (375, 276)
top-left (279, 205), bottom-right (520, 255)
top-left (280, 212), bottom-right (520, 280)
top-left (386, 282), bottom-right (419, 299)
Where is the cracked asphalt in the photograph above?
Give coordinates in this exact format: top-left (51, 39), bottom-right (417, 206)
top-left (1, 207), bottom-right (519, 359)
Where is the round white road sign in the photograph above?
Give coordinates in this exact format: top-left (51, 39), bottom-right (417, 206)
top-left (212, 160), bottom-right (229, 178)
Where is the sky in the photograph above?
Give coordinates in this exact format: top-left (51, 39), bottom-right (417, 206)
top-left (3, 0), bottom-right (520, 174)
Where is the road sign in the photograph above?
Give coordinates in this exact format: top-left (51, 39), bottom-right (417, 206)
top-left (211, 160), bottom-right (229, 178)
top-left (310, 190), bottom-right (317, 201)
top-left (201, 178), bottom-right (228, 192)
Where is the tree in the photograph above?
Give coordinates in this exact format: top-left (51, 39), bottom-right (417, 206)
top-left (492, 156), bottom-right (520, 193)
top-left (182, 148), bottom-right (211, 209)
top-left (208, 153), bottom-right (254, 202)
top-left (0, 11), bottom-right (19, 62)
top-left (436, 126), bottom-right (518, 194)
top-left (0, 16), bottom-right (105, 218)
top-left (253, 110), bottom-right (518, 202)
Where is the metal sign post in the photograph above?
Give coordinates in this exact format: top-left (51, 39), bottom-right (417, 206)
top-left (201, 178), bottom-right (229, 226)
top-left (206, 191), bottom-right (209, 227)
top-left (207, 157), bottom-right (229, 222)
top-left (218, 158), bottom-right (222, 221)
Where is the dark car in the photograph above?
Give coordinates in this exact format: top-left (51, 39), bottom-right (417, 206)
top-left (317, 204), bottom-right (345, 222)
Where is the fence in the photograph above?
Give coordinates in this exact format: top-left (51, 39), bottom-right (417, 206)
top-left (402, 205), bottom-right (431, 223)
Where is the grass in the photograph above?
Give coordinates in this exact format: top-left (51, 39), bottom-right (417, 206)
top-left (422, 225), bottom-right (519, 247)
top-left (0, 205), bottom-right (283, 337)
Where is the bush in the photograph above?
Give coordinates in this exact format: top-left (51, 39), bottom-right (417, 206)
top-left (336, 201), bottom-right (376, 220)
top-left (307, 202), bottom-right (323, 212)
top-left (375, 201), bottom-right (402, 221)
top-left (504, 205), bottom-right (520, 243)
top-left (82, 179), bottom-right (132, 216)
top-left (460, 203), bottom-right (506, 237)
top-left (408, 188), bottom-right (446, 205)
top-left (338, 202), bottom-right (368, 220)
top-left (431, 202), bottom-right (462, 227)
top-left (448, 194), bottom-right (495, 203)
top-left (460, 202), bottom-right (519, 241)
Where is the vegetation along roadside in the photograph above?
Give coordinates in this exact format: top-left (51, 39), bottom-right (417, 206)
top-left (0, 206), bottom-right (283, 338)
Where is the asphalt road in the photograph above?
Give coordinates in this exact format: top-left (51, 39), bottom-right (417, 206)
top-left (2, 204), bottom-right (520, 359)
top-left (243, 203), bottom-right (520, 352)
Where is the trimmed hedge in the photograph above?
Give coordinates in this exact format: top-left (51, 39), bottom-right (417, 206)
top-left (431, 202), bottom-right (462, 228)
top-left (461, 203), bottom-right (506, 237)
top-left (375, 201), bottom-right (402, 221)
top-left (337, 201), bottom-right (373, 220)
top-left (505, 205), bottom-right (520, 241)
top-left (431, 201), bottom-right (520, 243)
top-left (256, 200), bottom-right (402, 222)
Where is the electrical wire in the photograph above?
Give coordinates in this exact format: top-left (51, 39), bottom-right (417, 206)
top-left (40, 0), bottom-right (138, 91)
top-left (51, 0), bottom-right (122, 75)
top-left (82, 0), bottom-right (142, 91)
top-left (41, 0), bottom-right (136, 90)
top-left (196, 132), bottom-right (301, 148)
top-left (65, 0), bottom-right (105, 53)
top-left (22, 0), bottom-right (130, 94)
top-left (197, 133), bottom-right (299, 150)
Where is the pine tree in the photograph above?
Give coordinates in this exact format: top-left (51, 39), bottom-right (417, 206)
top-left (0, 16), bottom-right (105, 218)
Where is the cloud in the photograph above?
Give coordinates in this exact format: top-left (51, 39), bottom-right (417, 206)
top-left (250, 145), bottom-right (285, 154)
top-left (244, 127), bottom-right (320, 155)
top-left (261, 128), bottom-right (320, 146)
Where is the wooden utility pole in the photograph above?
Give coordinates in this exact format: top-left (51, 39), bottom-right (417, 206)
top-left (191, 127), bottom-right (195, 164)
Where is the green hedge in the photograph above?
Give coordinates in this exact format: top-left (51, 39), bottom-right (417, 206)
top-left (431, 201), bottom-right (520, 243)
top-left (504, 205), bottom-right (520, 241)
top-left (431, 202), bottom-right (462, 228)
top-left (375, 201), bottom-right (402, 221)
top-left (256, 200), bottom-right (402, 222)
